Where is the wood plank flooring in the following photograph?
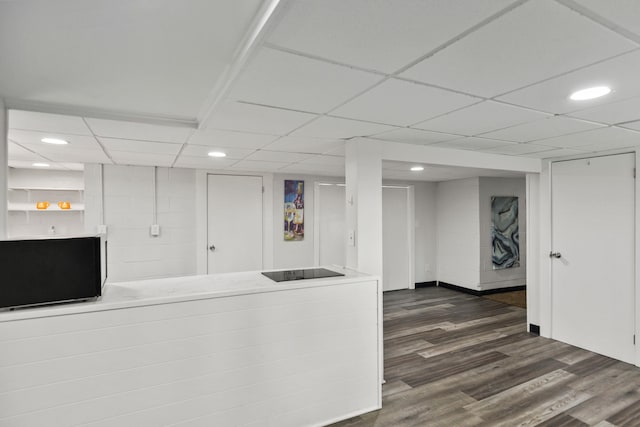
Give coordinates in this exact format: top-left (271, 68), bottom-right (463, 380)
top-left (330, 286), bottom-right (640, 427)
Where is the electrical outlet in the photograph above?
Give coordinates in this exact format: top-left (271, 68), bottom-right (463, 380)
top-left (97, 224), bottom-right (108, 235)
top-left (150, 224), bottom-right (160, 237)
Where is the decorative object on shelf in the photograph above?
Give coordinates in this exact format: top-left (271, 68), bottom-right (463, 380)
top-left (36, 201), bottom-right (50, 210)
top-left (58, 201), bottom-right (71, 210)
top-left (491, 196), bottom-right (520, 270)
top-left (284, 180), bottom-right (304, 241)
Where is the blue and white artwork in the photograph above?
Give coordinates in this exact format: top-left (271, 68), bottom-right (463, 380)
top-left (491, 196), bottom-right (520, 270)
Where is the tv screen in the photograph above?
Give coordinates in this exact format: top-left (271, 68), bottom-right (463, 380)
top-left (0, 236), bottom-right (103, 310)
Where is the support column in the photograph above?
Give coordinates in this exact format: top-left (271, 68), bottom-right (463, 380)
top-left (0, 99), bottom-right (7, 239)
top-left (345, 138), bottom-right (383, 279)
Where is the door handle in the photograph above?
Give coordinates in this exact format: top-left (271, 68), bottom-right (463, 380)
top-left (209, 244), bottom-right (216, 252)
top-left (549, 251), bottom-right (562, 259)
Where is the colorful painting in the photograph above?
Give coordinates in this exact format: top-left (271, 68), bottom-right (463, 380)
top-left (284, 180), bottom-right (304, 241)
top-left (491, 196), bottom-right (520, 270)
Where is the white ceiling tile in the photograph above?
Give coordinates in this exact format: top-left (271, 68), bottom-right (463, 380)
top-left (9, 110), bottom-right (92, 135)
top-left (370, 128), bottom-right (459, 145)
top-left (568, 97), bottom-right (640, 125)
top-left (298, 155), bottom-right (345, 166)
top-left (480, 143), bottom-right (556, 155)
top-left (230, 160), bottom-right (289, 172)
top-left (332, 79), bottom-right (480, 126)
top-left (229, 47), bottom-right (383, 113)
top-left (263, 136), bottom-right (345, 154)
top-left (524, 148), bottom-right (591, 159)
top-left (291, 116), bottom-right (396, 139)
top-left (481, 116), bottom-right (605, 143)
top-left (59, 163), bottom-right (85, 171)
top-left (497, 50), bottom-right (640, 114)
top-left (434, 137), bottom-right (515, 150)
top-left (8, 129), bottom-right (99, 147)
top-left (536, 126), bottom-right (640, 149)
top-left (181, 144), bottom-right (254, 160)
top-left (620, 120), bottom-right (640, 132)
top-left (267, 0), bottom-right (517, 73)
top-left (9, 160), bottom-right (67, 170)
top-left (188, 128), bottom-right (277, 149)
top-left (208, 101), bottom-right (317, 135)
top-left (401, 0), bottom-right (637, 97)
top-left (173, 156), bottom-right (237, 170)
top-left (0, 1), bottom-right (264, 118)
top-left (98, 138), bottom-right (182, 155)
top-left (8, 142), bottom-right (42, 161)
top-left (84, 118), bottom-right (192, 143)
top-left (414, 101), bottom-right (551, 136)
top-left (17, 144), bottom-right (111, 163)
top-left (574, 0), bottom-right (640, 39)
top-left (109, 151), bottom-right (176, 167)
top-left (244, 150), bottom-right (311, 163)
top-left (323, 146), bottom-right (346, 157)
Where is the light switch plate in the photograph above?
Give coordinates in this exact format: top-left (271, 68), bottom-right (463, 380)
top-left (150, 224), bottom-right (160, 236)
top-left (97, 224), bottom-right (108, 235)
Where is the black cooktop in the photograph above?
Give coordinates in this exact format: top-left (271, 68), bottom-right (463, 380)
top-left (261, 268), bottom-right (344, 282)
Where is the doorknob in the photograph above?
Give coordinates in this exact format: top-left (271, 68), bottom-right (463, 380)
top-left (209, 244), bottom-right (216, 252)
top-left (549, 251), bottom-right (562, 259)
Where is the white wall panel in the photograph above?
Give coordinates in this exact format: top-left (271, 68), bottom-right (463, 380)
top-left (436, 178), bottom-right (480, 289)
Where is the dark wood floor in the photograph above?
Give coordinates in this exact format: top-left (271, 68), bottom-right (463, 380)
top-left (331, 286), bottom-right (640, 427)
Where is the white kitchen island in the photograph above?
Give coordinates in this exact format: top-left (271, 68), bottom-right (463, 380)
top-left (0, 267), bottom-right (382, 427)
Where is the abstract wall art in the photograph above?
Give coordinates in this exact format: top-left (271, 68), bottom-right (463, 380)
top-left (491, 196), bottom-right (520, 269)
top-left (284, 180), bottom-right (304, 241)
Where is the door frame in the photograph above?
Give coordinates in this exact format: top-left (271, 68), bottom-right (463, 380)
top-left (542, 150), bottom-right (639, 365)
top-left (195, 170), bottom-right (274, 275)
top-left (313, 181), bottom-right (415, 289)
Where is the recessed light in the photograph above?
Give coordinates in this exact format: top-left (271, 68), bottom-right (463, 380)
top-left (410, 166), bottom-right (424, 172)
top-left (41, 137), bottom-right (69, 145)
top-left (32, 163), bottom-right (50, 167)
top-left (208, 151), bottom-right (227, 158)
top-left (569, 86), bottom-right (611, 101)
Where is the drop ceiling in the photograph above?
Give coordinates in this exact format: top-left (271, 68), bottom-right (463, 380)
top-left (2, 0), bottom-right (640, 181)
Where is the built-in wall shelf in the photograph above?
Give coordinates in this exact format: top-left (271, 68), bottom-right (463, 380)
top-left (8, 203), bottom-right (85, 212)
top-left (7, 168), bottom-right (86, 238)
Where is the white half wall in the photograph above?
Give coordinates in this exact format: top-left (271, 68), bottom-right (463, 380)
top-left (479, 177), bottom-right (527, 291)
top-left (436, 178), bottom-right (480, 289)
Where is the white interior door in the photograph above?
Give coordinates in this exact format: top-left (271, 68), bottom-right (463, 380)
top-left (382, 186), bottom-right (411, 292)
top-left (317, 184), bottom-right (346, 267)
top-left (207, 174), bottom-right (262, 274)
top-left (551, 153), bottom-right (635, 363)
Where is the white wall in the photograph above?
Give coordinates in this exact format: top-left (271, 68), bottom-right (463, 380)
top-left (478, 177), bottom-right (526, 290)
top-left (436, 178), bottom-right (480, 289)
top-left (85, 164), bottom-right (197, 282)
top-left (8, 168), bottom-right (85, 238)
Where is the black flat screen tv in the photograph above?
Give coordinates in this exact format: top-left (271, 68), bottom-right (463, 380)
top-left (0, 236), bottom-right (105, 310)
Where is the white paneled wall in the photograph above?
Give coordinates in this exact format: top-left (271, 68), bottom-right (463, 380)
top-left (0, 280), bottom-right (381, 427)
top-left (85, 164), bottom-right (196, 282)
top-left (436, 178), bottom-right (480, 288)
top-left (479, 177), bottom-right (526, 290)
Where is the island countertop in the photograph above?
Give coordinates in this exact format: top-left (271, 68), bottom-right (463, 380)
top-left (0, 266), bottom-right (376, 322)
